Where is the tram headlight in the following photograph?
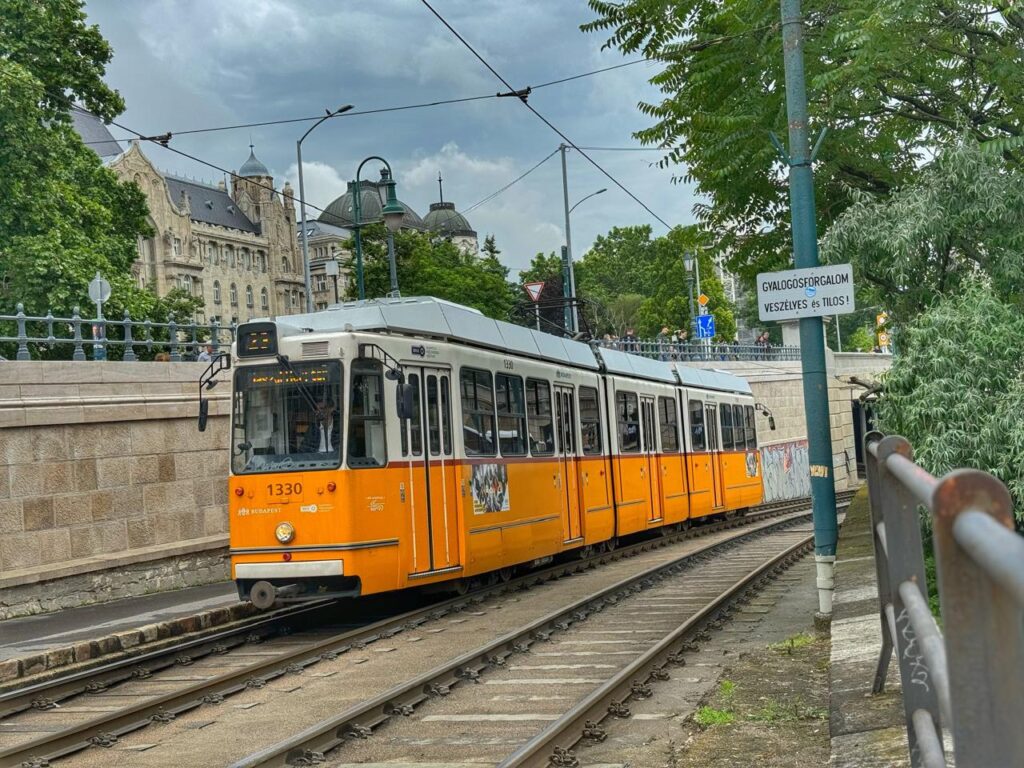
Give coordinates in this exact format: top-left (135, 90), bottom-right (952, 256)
top-left (274, 522), bottom-right (296, 544)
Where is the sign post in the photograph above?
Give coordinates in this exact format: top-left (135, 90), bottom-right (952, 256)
top-left (324, 259), bottom-right (340, 305)
top-left (524, 282), bottom-right (545, 331)
top-left (88, 272), bottom-right (111, 361)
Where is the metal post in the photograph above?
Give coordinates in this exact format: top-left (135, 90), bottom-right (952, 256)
top-left (123, 310), bottom-right (137, 362)
top-left (560, 245), bottom-right (571, 334)
top-left (333, 274), bottom-right (339, 304)
top-left (835, 314), bottom-right (842, 351)
top-left (71, 306), bottom-right (86, 361)
top-left (297, 139), bottom-right (314, 313)
top-left (14, 303), bottom-right (29, 360)
top-left (780, 0), bottom-right (838, 618)
top-left (386, 230), bottom-right (400, 298)
top-left (534, 303), bottom-right (541, 331)
top-left (560, 144), bottom-right (578, 334)
top-left (168, 313), bottom-right (180, 362)
top-left (684, 252), bottom-right (696, 343)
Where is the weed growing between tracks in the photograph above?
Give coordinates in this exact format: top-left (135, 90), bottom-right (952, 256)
top-left (672, 631), bottom-right (829, 766)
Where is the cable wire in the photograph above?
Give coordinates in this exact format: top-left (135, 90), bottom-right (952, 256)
top-left (418, 0), bottom-right (673, 230)
top-left (463, 148), bottom-right (559, 214)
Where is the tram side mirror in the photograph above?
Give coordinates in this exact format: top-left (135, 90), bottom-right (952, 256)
top-left (396, 382), bottom-right (415, 420)
top-left (768, 415), bottom-right (776, 431)
top-left (198, 399), bottom-right (210, 432)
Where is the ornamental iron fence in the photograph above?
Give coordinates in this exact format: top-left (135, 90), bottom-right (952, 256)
top-left (594, 338), bottom-right (801, 362)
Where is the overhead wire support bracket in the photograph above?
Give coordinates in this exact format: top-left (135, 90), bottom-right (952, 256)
top-left (810, 126), bottom-right (829, 163)
top-left (497, 87), bottom-right (531, 103)
top-left (768, 131), bottom-right (790, 165)
top-left (140, 132), bottom-right (173, 147)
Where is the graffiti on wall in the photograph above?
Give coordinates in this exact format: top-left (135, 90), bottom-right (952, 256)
top-left (760, 440), bottom-right (810, 502)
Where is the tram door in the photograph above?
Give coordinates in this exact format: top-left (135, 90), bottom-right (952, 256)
top-left (705, 403), bottom-right (724, 508)
top-left (554, 385), bottom-right (583, 542)
top-left (403, 367), bottom-right (460, 575)
top-left (640, 397), bottom-right (663, 522)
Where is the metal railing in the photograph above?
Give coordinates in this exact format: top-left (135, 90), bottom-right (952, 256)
top-left (0, 303), bottom-right (235, 362)
top-left (593, 338), bottom-right (801, 362)
top-left (864, 431), bottom-right (1024, 768)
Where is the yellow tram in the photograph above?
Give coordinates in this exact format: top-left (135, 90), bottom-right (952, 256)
top-left (210, 297), bottom-right (765, 608)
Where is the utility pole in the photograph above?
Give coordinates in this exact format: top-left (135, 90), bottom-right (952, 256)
top-left (559, 144), bottom-right (578, 334)
top-left (780, 0), bottom-right (838, 621)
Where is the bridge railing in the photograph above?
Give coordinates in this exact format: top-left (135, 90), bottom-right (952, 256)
top-left (864, 431), bottom-right (1024, 768)
top-left (593, 338), bottom-right (801, 362)
top-left (0, 303), bottom-right (235, 362)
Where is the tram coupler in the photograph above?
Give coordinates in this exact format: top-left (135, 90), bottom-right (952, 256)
top-left (249, 581), bottom-right (300, 610)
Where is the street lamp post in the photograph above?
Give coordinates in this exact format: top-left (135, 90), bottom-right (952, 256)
top-left (352, 157), bottom-right (406, 300)
top-left (559, 145), bottom-right (606, 334)
top-left (683, 251), bottom-right (696, 342)
top-left (297, 104), bottom-right (353, 313)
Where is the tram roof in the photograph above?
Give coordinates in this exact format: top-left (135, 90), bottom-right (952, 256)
top-left (276, 297), bottom-right (752, 395)
top-left (280, 296), bottom-right (600, 370)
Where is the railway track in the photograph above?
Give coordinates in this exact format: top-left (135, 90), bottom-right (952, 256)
top-left (0, 492), bottom-right (851, 767)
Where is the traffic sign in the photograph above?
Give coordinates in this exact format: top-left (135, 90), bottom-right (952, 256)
top-left (88, 273), bottom-right (111, 304)
top-left (696, 314), bottom-right (715, 339)
top-left (878, 332), bottom-right (890, 346)
top-left (756, 263), bottom-right (855, 321)
top-left (697, 293), bottom-right (709, 307)
top-left (876, 312), bottom-right (887, 327)
top-left (524, 282), bottom-right (544, 303)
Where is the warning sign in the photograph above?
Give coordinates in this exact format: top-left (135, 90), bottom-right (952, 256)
top-left (524, 282), bottom-right (544, 303)
top-left (756, 264), bottom-right (855, 322)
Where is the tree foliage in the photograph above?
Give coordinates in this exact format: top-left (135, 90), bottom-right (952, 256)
top-left (822, 139), bottom-right (1024, 323)
top-left (514, 251), bottom-right (570, 333)
top-left (345, 227), bottom-right (517, 321)
top-left (878, 281), bottom-right (1024, 519)
top-left (583, 0), bottom-right (1024, 282)
top-left (0, 0), bottom-right (164, 329)
top-left (575, 225), bottom-right (735, 339)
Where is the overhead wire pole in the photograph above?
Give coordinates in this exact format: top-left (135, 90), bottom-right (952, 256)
top-left (779, 0), bottom-right (838, 620)
top-left (559, 144), bottom-right (576, 334)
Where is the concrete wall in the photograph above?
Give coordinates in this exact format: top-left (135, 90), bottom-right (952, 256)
top-left (0, 362), bottom-right (230, 618)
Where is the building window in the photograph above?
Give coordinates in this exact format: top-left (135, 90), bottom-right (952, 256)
top-left (173, 237), bottom-right (182, 256)
top-left (261, 287), bottom-right (269, 310)
top-left (246, 285), bottom-right (254, 307)
top-left (314, 275), bottom-right (328, 292)
top-left (178, 274), bottom-right (192, 294)
top-left (243, 249), bottom-right (251, 270)
top-left (227, 245), bottom-right (235, 267)
top-left (282, 257), bottom-right (291, 272)
top-left (213, 281), bottom-right (221, 304)
top-left (230, 283), bottom-right (238, 306)
top-left (258, 251), bottom-right (267, 272)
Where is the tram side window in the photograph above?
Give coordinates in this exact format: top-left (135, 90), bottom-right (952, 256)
top-left (579, 386), bottom-right (602, 455)
top-left (460, 368), bottom-right (496, 456)
top-left (348, 360), bottom-right (387, 467)
top-left (400, 373), bottom-right (423, 457)
top-left (720, 404), bottom-right (734, 450)
top-left (745, 405), bottom-right (757, 449)
top-left (441, 376), bottom-right (454, 456)
top-left (690, 400), bottom-right (706, 451)
top-left (659, 396), bottom-right (679, 452)
top-left (525, 378), bottom-right (554, 456)
top-left (496, 374), bottom-right (527, 456)
top-left (617, 391), bottom-right (640, 453)
top-left (733, 405), bottom-right (746, 450)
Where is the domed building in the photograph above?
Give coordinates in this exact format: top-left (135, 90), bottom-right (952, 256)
top-left (423, 201), bottom-right (478, 255)
top-left (318, 180), bottom-right (425, 231)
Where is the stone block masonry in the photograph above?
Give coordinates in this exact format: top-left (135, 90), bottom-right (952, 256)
top-left (0, 361), bottom-right (231, 619)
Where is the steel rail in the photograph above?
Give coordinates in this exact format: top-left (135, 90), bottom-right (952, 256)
top-left (228, 512), bottom-right (821, 768)
top-left (498, 533), bottom-right (815, 767)
top-left (0, 494), bottom-right (847, 767)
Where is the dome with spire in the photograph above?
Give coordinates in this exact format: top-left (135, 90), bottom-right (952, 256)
top-left (424, 201), bottom-right (476, 238)
top-left (319, 180), bottom-right (424, 230)
top-left (239, 145), bottom-right (271, 178)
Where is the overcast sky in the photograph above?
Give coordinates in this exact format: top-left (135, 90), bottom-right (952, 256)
top-left (84, 0), bottom-right (700, 275)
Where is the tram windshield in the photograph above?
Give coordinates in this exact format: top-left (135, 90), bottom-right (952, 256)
top-left (232, 361), bottom-right (343, 474)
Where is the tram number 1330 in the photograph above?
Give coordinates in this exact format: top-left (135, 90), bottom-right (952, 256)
top-left (267, 482), bottom-right (302, 497)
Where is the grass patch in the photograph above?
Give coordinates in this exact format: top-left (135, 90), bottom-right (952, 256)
top-left (769, 632), bottom-right (815, 655)
top-left (749, 698), bottom-right (828, 723)
top-left (694, 706), bottom-right (735, 727)
top-left (719, 679), bottom-right (736, 700)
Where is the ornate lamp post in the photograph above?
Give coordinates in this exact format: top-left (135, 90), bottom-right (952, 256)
top-left (683, 251), bottom-right (696, 340)
top-left (297, 104), bottom-right (353, 313)
top-left (352, 156), bottom-right (405, 300)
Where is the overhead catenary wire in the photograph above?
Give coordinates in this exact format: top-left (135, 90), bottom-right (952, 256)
top-left (418, 0), bottom-right (673, 230)
top-left (463, 148), bottom-right (560, 214)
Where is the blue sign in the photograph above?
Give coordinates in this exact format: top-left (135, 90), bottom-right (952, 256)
top-left (696, 314), bottom-right (716, 339)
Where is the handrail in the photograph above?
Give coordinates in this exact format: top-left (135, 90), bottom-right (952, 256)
top-left (864, 431), bottom-right (1024, 768)
top-left (0, 303), bottom-right (235, 361)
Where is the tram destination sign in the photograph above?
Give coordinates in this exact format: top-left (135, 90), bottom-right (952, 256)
top-left (756, 264), bottom-right (855, 321)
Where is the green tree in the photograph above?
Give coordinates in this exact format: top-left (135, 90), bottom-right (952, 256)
top-left (0, 0), bottom-right (168, 348)
top-left (344, 226), bottom-right (517, 320)
top-left (878, 281), bottom-right (1024, 519)
top-left (583, 0), bottom-right (1024, 282)
top-left (822, 139), bottom-right (1024, 324)
top-left (481, 234), bottom-right (501, 260)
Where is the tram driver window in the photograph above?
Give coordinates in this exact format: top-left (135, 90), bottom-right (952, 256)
top-left (348, 360), bottom-right (387, 467)
top-left (460, 368), bottom-right (496, 456)
top-left (579, 386), bottom-right (602, 455)
top-left (617, 391), bottom-right (640, 453)
top-left (526, 379), bottom-right (554, 455)
top-left (496, 374), bottom-right (527, 456)
top-left (689, 400), bottom-right (706, 451)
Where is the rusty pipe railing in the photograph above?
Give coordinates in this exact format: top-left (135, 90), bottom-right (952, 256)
top-left (865, 431), bottom-right (1024, 768)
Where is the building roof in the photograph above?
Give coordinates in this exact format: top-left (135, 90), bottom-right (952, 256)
top-left (238, 146), bottom-right (271, 178)
top-left (71, 110), bottom-right (123, 158)
top-left (298, 219), bottom-right (350, 241)
top-left (319, 180), bottom-right (424, 230)
top-left (164, 175), bottom-right (260, 234)
top-left (423, 201), bottom-right (476, 238)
